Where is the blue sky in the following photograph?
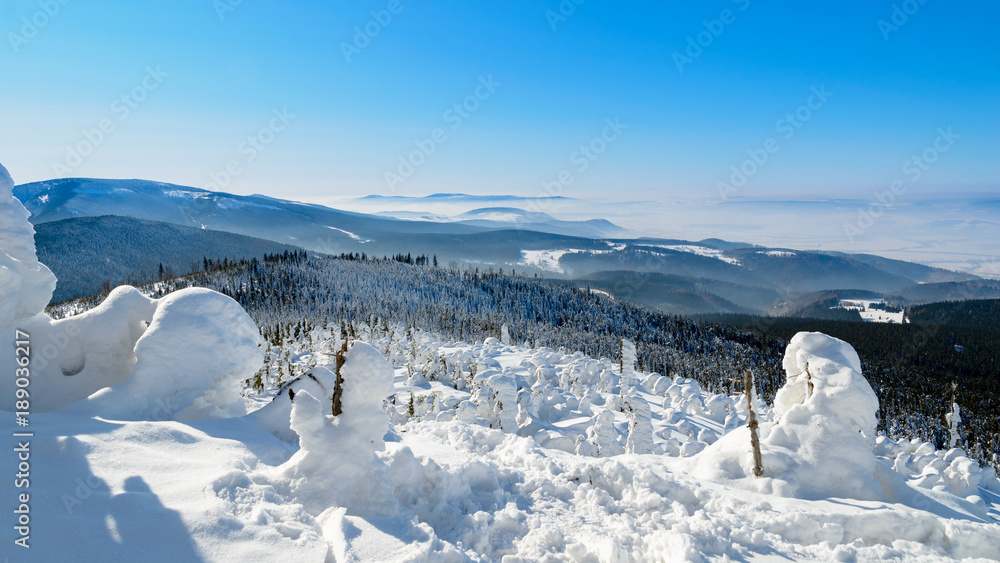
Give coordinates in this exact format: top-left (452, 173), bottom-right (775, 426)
top-left (1, 0), bottom-right (998, 204)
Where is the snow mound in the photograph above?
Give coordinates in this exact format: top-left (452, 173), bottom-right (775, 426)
top-left (0, 162), bottom-right (263, 420)
top-left (774, 331), bottom-right (877, 438)
top-left (271, 342), bottom-right (396, 517)
top-left (687, 332), bottom-right (884, 500)
top-left (80, 288), bottom-right (263, 420)
top-left (0, 162), bottom-right (57, 326)
top-left (251, 366), bottom-right (340, 443)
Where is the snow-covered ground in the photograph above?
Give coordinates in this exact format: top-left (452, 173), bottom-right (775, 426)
top-left (519, 249), bottom-right (577, 273)
top-left (3, 163), bottom-right (999, 561)
top-left (327, 225), bottom-right (371, 243)
top-left (647, 244), bottom-right (741, 266)
top-left (838, 299), bottom-right (908, 324)
top-left (8, 325), bottom-right (1000, 561)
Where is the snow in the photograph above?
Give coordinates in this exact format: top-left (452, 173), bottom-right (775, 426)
top-left (73, 288), bottom-right (264, 420)
top-left (0, 163), bottom-right (57, 326)
top-left (650, 244), bottom-right (741, 265)
top-left (2, 161), bottom-right (999, 560)
top-left (519, 246), bottom-right (627, 273)
top-left (518, 249), bottom-right (575, 273)
top-left (838, 299), bottom-right (908, 324)
top-left (6, 323), bottom-right (1000, 561)
top-left (326, 226), bottom-right (370, 242)
top-left (758, 250), bottom-right (796, 257)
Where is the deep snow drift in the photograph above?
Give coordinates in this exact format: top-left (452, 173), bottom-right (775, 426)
top-left (0, 163), bottom-right (262, 416)
top-left (3, 161), bottom-right (1000, 561)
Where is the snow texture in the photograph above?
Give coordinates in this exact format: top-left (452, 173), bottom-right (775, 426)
top-left (0, 163), bottom-right (262, 417)
top-left (0, 162), bottom-right (56, 326)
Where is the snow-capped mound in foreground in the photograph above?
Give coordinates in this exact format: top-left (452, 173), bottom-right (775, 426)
top-left (0, 163), bottom-right (56, 326)
top-left (686, 332), bottom-right (996, 522)
top-left (74, 287), bottom-right (263, 420)
top-left (686, 332), bottom-right (887, 500)
top-left (0, 163), bottom-right (262, 416)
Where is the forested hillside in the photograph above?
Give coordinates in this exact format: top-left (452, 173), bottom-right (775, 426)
top-left (908, 299), bottom-right (1000, 329)
top-left (53, 252), bottom-right (999, 470)
top-left (35, 215), bottom-right (299, 301)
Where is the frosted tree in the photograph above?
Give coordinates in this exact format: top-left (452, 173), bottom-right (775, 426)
top-left (946, 382), bottom-right (962, 449)
top-left (586, 410), bottom-right (624, 457)
top-left (619, 338), bottom-right (637, 397)
top-left (515, 388), bottom-right (534, 428)
top-left (624, 394), bottom-right (653, 454)
top-left (486, 373), bottom-right (518, 432)
top-left (501, 323), bottom-right (511, 346)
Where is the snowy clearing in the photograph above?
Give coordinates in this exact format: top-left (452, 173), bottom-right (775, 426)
top-left (327, 226), bottom-right (371, 242)
top-left (648, 245), bottom-right (741, 266)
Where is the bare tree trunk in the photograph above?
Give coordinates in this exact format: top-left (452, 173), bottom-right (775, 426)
top-left (332, 338), bottom-right (348, 417)
top-left (745, 370), bottom-right (763, 477)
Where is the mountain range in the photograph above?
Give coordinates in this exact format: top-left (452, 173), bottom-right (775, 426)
top-left (16, 177), bottom-right (998, 315)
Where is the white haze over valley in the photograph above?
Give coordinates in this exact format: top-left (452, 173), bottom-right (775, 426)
top-left (334, 192), bottom-right (1000, 279)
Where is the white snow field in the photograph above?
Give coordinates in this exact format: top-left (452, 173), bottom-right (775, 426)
top-left (2, 162), bottom-right (1000, 562)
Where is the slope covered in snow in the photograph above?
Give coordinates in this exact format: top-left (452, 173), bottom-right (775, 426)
top-left (9, 321), bottom-right (1000, 561)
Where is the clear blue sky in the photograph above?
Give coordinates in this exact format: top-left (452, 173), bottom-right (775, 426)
top-left (1, 0), bottom-right (997, 203)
